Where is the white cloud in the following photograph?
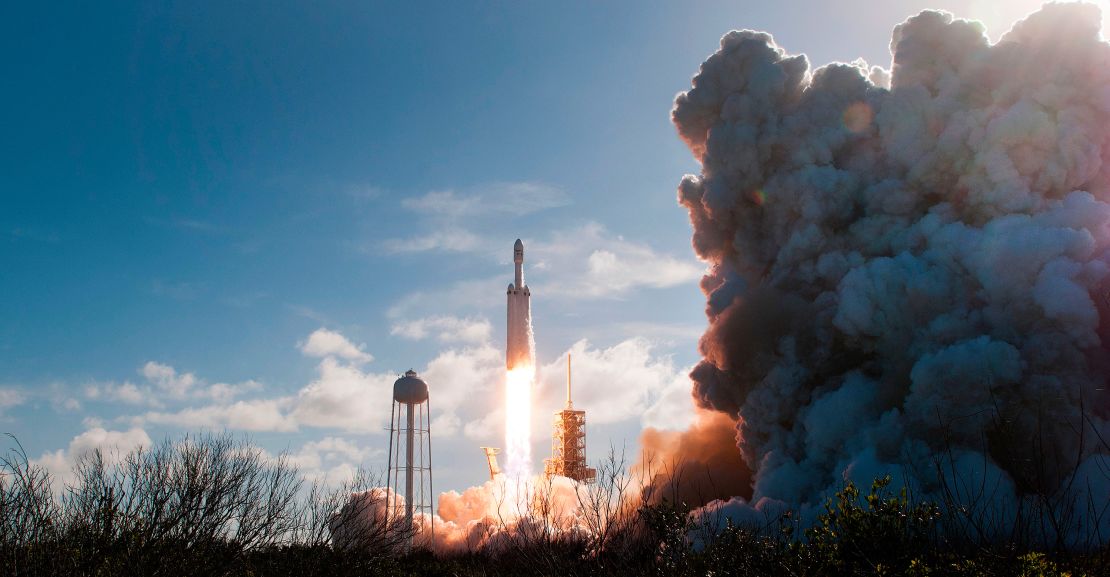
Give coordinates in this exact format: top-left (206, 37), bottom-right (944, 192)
top-left (85, 366), bottom-right (261, 408)
top-left (34, 427), bottom-right (152, 487)
top-left (142, 361), bottom-right (197, 398)
top-left (537, 338), bottom-right (694, 429)
top-left (139, 398), bottom-right (297, 432)
top-left (299, 328), bottom-right (373, 364)
top-left (386, 276), bottom-right (502, 320)
top-left (34, 450), bottom-right (69, 484)
top-left (587, 248), bottom-right (699, 292)
top-left (204, 379), bottom-right (263, 403)
top-left (86, 381), bottom-right (148, 405)
top-left (0, 388), bottom-right (25, 412)
top-left (45, 382), bottom-right (81, 413)
top-left (113, 330), bottom-right (391, 435)
top-left (381, 182), bottom-right (570, 254)
top-left (35, 426), bottom-right (380, 494)
top-left (435, 338), bottom-right (693, 440)
top-left (391, 315), bottom-right (493, 344)
top-left (401, 182), bottom-right (570, 218)
top-left (432, 412), bottom-right (462, 437)
top-left (464, 409), bottom-right (502, 441)
top-left (291, 335), bottom-right (500, 437)
top-left (385, 224), bottom-right (701, 326)
top-left (612, 321), bottom-right (705, 342)
top-left (291, 357), bottom-right (396, 432)
top-left (380, 229), bottom-right (482, 254)
top-left (55, 397), bottom-right (82, 412)
top-left (286, 436), bottom-right (380, 482)
top-left (641, 370), bottom-right (698, 432)
top-left (67, 427), bottom-right (153, 459)
top-left (421, 344), bottom-right (502, 438)
top-left (531, 223), bottom-right (704, 299)
top-left (106, 329), bottom-right (682, 454)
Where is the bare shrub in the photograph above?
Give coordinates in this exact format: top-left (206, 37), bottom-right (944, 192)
top-left (0, 436), bottom-right (62, 576)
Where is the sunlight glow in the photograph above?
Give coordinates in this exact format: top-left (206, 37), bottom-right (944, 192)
top-left (965, 0), bottom-right (1110, 42)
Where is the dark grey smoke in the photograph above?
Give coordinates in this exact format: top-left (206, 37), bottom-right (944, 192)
top-left (673, 2), bottom-right (1110, 544)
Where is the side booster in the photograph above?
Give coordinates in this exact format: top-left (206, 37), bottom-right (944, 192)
top-left (506, 239), bottom-right (533, 369)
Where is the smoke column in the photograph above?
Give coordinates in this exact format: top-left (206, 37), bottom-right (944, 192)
top-left (672, 3), bottom-right (1110, 542)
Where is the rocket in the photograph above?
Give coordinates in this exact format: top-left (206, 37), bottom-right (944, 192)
top-left (506, 239), bottom-right (534, 369)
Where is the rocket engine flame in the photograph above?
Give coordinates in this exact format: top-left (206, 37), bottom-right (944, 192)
top-left (504, 365), bottom-right (534, 481)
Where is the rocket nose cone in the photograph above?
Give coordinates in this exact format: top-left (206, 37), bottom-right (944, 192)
top-left (514, 239), bottom-right (523, 249)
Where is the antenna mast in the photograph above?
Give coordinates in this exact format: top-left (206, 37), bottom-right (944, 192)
top-left (566, 353), bottom-right (572, 409)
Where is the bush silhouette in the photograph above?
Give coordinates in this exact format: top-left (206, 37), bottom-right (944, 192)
top-left (1, 434), bottom-right (1107, 576)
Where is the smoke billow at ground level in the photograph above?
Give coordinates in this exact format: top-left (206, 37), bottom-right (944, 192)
top-left (666, 0), bottom-right (1110, 549)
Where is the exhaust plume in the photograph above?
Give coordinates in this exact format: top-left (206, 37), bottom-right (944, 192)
top-left (672, 2), bottom-right (1110, 543)
top-left (639, 409), bottom-right (753, 509)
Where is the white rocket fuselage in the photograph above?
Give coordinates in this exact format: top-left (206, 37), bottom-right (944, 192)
top-left (507, 239), bottom-right (533, 369)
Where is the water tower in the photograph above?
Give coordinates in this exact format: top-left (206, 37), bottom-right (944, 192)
top-left (386, 369), bottom-right (433, 550)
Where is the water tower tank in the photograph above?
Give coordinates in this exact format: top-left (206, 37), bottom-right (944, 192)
top-left (393, 370), bottom-right (429, 404)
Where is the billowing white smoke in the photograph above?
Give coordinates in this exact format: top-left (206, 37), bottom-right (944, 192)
top-left (673, 3), bottom-right (1110, 544)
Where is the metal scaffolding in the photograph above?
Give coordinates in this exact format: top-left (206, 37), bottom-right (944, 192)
top-left (543, 354), bottom-right (596, 483)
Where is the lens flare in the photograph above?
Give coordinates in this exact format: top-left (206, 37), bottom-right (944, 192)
top-left (504, 365), bottom-right (533, 481)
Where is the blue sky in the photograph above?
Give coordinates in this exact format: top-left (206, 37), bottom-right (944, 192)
top-left (2, 0), bottom-right (1091, 491)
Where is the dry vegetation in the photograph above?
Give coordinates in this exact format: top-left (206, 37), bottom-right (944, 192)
top-left (1, 433), bottom-right (1107, 576)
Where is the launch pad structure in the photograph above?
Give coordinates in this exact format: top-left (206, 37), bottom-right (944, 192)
top-left (544, 354), bottom-right (596, 484)
top-left (481, 446), bottom-right (501, 480)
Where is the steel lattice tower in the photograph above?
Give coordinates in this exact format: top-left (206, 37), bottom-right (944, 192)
top-left (544, 354), bottom-right (596, 483)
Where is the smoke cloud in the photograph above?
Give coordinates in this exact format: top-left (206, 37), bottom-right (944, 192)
top-left (672, 2), bottom-right (1110, 543)
top-left (333, 474), bottom-right (590, 554)
top-left (639, 409), bottom-right (753, 509)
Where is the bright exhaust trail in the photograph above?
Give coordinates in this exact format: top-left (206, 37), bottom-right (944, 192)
top-left (504, 365), bottom-right (533, 480)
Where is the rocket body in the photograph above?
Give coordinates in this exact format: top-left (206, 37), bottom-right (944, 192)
top-left (506, 239), bottom-right (533, 369)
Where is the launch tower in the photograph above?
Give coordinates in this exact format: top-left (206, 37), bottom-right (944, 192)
top-left (543, 354), bottom-right (596, 483)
